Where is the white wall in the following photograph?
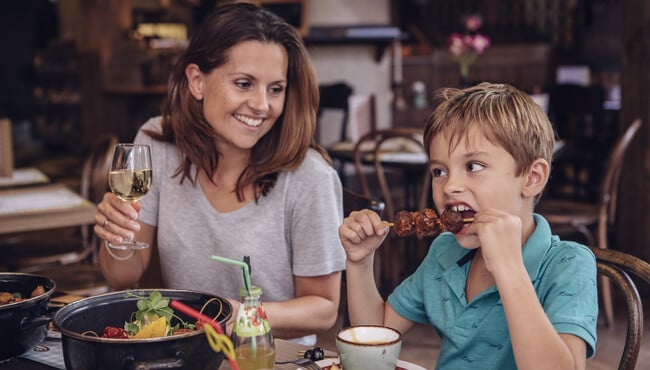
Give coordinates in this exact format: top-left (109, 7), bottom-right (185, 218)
top-left (307, 0), bottom-right (390, 25)
top-left (305, 0), bottom-right (394, 134)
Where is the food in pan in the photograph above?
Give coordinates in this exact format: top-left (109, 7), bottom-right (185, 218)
top-left (392, 209), bottom-right (473, 237)
top-left (82, 291), bottom-right (221, 339)
top-left (0, 285), bottom-right (45, 306)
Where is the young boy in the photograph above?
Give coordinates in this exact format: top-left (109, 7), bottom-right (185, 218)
top-left (339, 83), bottom-right (598, 369)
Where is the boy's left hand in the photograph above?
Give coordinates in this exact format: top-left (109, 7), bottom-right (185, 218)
top-left (467, 209), bottom-right (523, 274)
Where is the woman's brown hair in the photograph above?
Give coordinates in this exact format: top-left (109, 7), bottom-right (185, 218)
top-left (145, 2), bottom-right (326, 200)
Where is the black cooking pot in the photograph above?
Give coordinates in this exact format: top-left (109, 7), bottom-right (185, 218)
top-left (53, 289), bottom-right (232, 370)
top-left (0, 273), bottom-right (56, 361)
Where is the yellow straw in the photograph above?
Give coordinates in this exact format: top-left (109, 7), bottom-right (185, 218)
top-left (204, 323), bottom-right (236, 363)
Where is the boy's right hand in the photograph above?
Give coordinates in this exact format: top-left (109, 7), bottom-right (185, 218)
top-left (338, 209), bottom-right (390, 263)
top-left (94, 192), bottom-right (142, 245)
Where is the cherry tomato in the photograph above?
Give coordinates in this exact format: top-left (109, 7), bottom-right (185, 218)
top-left (102, 326), bottom-right (129, 339)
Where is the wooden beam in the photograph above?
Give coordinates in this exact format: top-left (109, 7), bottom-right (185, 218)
top-left (0, 118), bottom-right (13, 177)
top-left (618, 0), bottom-right (650, 262)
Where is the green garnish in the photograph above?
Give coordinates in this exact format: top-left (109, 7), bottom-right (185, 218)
top-left (124, 291), bottom-right (195, 336)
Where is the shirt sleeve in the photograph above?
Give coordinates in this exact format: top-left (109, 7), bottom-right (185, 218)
top-left (388, 239), bottom-right (441, 325)
top-left (539, 243), bottom-right (598, 358)
top-left (285, 150), bottom-right (346, 276)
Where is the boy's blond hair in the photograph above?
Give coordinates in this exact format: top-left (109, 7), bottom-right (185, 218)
top-left (424, 83), bottom-right (555, 201)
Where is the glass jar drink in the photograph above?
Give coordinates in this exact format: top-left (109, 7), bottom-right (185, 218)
top-left (232, 286), bottom-right (275, 370)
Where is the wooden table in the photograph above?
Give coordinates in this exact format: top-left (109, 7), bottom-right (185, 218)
top-left (0, 167), bottom-right (50, 189)
top-left (0, 183), bottom-right (96, 235)
top-left (1, 338), bottom-right (330, 370)
top-left (222, 339), bottom-right (336, 369)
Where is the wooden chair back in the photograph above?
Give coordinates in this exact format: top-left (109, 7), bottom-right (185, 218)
top-left (317, 82), bottom-right (354, 145)
top-left (343, 187), bottom-right (385, 218)
top-left (353, 127), bottom-right (429, 219)
top-left (341, 187), bottom-right (385, 325)
top-left (2, 134), bottom-right (118, 271)
top-left (80, 134), bottom-right (118, 263)
top-left (596, 119), bottom-right (642, 249)
top-left (589, 246), bottom-right (650, 370)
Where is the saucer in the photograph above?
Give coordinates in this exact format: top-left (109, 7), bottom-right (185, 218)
top-left (298, 357), bottom-right (427, 370)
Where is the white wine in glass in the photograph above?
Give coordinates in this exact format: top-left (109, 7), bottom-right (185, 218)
top-left (107, 143), bottom-right (152, 252)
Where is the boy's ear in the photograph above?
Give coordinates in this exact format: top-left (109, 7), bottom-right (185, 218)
top-left (185, 63), bottom-right (204, 100)
top-left (522, 158), bottom-right (550, 198)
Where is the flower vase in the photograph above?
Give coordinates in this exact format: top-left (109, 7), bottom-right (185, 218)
top-left (459, 75), bottom-right (471, 88)
top-left (459, 63), bottom-right (471, 88)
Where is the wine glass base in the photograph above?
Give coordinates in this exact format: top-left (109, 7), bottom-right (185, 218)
top-left (106, 241), bottom-right (149, 260)
top-left (107, 241), bottom-right (150, 250)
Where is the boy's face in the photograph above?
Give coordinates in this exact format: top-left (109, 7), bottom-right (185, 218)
top-left (428, 125), bottom-right (529, 249)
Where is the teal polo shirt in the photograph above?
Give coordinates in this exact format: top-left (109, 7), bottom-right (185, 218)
top-left (388, 214), bottom-right (598, 369)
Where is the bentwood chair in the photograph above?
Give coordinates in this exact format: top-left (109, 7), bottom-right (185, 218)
top-left (353, 127), bottom-right (430, 220)
top-left (341, 187), bottom-right (385, 322)
top-left (317, 82), bottom-right (354, 146)
top-left (352, 128), bottom-right (431, 292)
top-left (537, 118), bottom-right (642, 327)
top-left (588, 246), bottom-right (650, 370)
top-left (1, 134), bottom-right (118, 272)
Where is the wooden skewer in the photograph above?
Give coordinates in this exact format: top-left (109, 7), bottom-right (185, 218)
top-left (383, 217), bottom-right (474, 228)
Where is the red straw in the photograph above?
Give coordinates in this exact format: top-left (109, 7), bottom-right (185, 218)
top-left (170, 300), bottom-right (239, 370)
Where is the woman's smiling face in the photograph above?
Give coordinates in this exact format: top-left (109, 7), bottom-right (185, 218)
top-left (428, 125), bottom-right (527, 249)
top-left (192, 40), bottom-right (288, 153)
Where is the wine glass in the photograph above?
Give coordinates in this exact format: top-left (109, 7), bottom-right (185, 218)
top-left (106, 143), bottom-right (152, 256)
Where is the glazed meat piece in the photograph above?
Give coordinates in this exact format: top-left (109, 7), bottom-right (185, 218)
top-left (393, 210), bottom-right (416, 237)
top-left (415, 208), bottom-right (442, 238)
top-left (440, 210), bottom-right (464, 233)
top-left (391, 209), bottom-right (471, 237)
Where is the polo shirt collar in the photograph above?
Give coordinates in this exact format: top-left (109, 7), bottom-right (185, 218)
top-left (521, 213), bottom-right (554, 281)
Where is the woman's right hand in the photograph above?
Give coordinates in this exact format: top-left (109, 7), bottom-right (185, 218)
top-left (94, 192), bottom-right (142, 246)
top-left (338, 209), bottom-right (389, 263)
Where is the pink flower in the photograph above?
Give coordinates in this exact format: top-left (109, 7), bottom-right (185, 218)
top-left (447, 14), bottom-right (491, 79)
top-left (471, 34), bottom-right (491, 54)
top-left (448, 33), bottom-right (466, 57)
top-left (464, 15), bottom-right (483, 32)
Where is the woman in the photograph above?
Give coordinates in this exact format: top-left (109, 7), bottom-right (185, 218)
top-left (95, 3), bottom-right (345, 345)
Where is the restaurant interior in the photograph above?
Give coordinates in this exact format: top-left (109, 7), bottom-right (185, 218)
top-left (1, 0), bottom-right (650, 369)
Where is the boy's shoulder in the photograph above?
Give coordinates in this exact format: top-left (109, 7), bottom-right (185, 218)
top-left (542, 237), bottom-right (597, 273)
top-left (548, 238), bottom-right (595, 257)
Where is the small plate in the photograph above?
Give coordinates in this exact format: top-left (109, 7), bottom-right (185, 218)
top-left (306, 357), bottom-right (427, 370)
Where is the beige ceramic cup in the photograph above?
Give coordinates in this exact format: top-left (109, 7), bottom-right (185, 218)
top-left (336, 325), bottom-right (402, 370)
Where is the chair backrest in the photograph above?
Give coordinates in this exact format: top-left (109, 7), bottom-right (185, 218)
top-left (80, 134), bottom-right (118, 260)
top-left (353, 127), bottom-right (430, 219)
top-left (343, 187), bottom-right (385, 218)
top-left (589, 246), bottom-right (650, 370)
top-left (548, 84), bottom-right (605, 141)
top-left (596, 119), bottom-right (642, 248)
top-left (317, 82), bottom-right (354, 145)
